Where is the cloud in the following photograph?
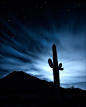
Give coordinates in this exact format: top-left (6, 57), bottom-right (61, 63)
top-left (0, 17), bottom-right (86, 90)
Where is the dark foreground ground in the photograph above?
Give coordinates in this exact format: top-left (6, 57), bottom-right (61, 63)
top-left (0, 71), bottom-right (86, 107)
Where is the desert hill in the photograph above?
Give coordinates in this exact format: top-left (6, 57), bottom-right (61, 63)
top-left (0, 71), bottom-right (86, 107)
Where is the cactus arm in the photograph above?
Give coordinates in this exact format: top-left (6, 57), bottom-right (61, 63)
top-left (48, 59), bottom-right (54, 68)
top-left (59, 63), bottom-right (64, 70)
top-left (59, 68), bottom-right (64, 70)
top-left (59, 63), bottom-right (62, 68)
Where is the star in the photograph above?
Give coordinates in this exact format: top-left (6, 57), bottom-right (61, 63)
top-left (36, 5), bottom-right (38, 8)
top-left (44, 2), bottom-right (46, 3)
top-left (22, 7), bottom-right (24, 10)
top-left (8, 20), bottom-right (10, 22)
top-left (66, 9), bottom-right (70, 13)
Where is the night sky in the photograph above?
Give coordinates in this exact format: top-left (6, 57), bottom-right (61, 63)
top-left (0, 0), bottom-right (86, 90)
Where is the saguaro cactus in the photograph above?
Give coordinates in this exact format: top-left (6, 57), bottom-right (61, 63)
top-left (48, 44), bottom-right (64, 101)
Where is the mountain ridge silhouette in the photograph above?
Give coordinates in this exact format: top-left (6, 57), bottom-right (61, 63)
top-left (0, 71), bottom-right (86, 107)
top-left (0, 71), bottom-right (54, 90)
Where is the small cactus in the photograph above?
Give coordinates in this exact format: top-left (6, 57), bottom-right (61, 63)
top-left (48, 44), bottom-right (64, 101)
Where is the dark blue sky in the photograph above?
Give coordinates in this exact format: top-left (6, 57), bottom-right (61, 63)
top-left (0, 0), bottom-right (86, 90)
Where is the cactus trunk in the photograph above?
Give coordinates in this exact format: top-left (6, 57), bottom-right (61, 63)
top-left (53, 45), bottom-right (60, 101)
top-left (48, 44), bottom-right (64, 102)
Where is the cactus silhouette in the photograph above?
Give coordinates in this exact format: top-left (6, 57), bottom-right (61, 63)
top-left (48, 44), bottom-right (64, 101)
